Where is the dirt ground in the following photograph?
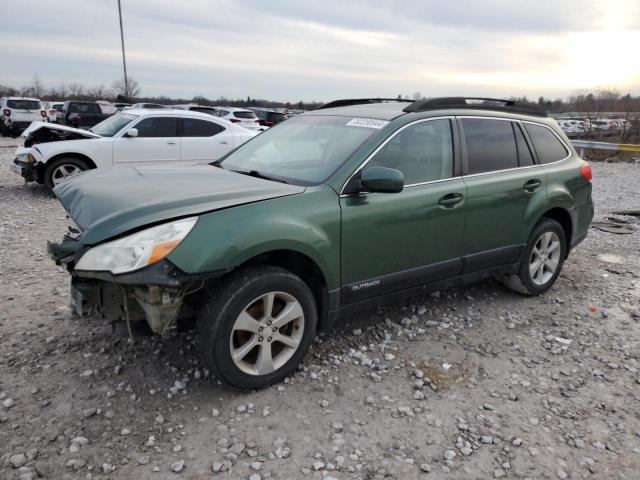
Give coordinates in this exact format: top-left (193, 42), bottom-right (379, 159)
top-left (1, 136), bottom-right (639, 480)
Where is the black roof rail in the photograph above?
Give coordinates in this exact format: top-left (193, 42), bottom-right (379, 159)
top-left (316, 98), bottom-right (413, 110)
top-left (403, 97), bottom-right (547, 117)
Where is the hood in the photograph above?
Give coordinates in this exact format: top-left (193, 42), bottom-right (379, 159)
top-left (22, 121), bottom-right (101, 140)
top-left (53, 164), bottom-right (305, 244)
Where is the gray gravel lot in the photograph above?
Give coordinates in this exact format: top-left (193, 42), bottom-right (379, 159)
top-left (1, 135), bottom-right (639, 480)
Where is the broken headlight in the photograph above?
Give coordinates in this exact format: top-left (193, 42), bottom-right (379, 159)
top-left (75, 217), bottom-right (197, 274)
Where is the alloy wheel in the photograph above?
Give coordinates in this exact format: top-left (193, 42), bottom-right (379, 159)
top-left (229, 291), bottom-right (305, 376)
top-left (529, 231), bottom-right (561, 286)
top-left (51, 164), bottom-right (82, 185)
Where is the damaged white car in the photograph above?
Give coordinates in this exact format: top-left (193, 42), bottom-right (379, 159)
top-left (11, 109), bottom-right (257, 189)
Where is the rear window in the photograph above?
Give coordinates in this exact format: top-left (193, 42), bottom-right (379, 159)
top-left (524, 123), bottom-right (568, 164)
top-left (267, 112), bottom-right (287, 123)
top-left (462, 118), bottom-right (518, 174)
top-left (190, 107), bottom-right (216, 116)
top-left (182, 118), bottom-right (224, 137)
top-left (234, 111), bottom-right (257, 119)
top-left (68, 103), bottom-right (101, 114)
top-left (7, 100), bottom-right (41, 110)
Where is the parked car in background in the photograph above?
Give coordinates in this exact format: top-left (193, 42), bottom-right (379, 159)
top-left (43, 101), bottom-right (64, 123)
top-left (173, 104), bottom-right (218, 116)
top-left (61, 101), bottom-right (111, 129)
top-left (557, 119), bottom-right (584, 137)
top-left (96, 101), bottom-right (119, 115)
top-left (46, 97), bottom-right (593, 389)
top-left (1, 97), bottom-right (45, 135)
top-left (129, 103), bottom-right (167, 109)
top-left (592, 119), bottom-right (617, 133)
top-left (214, 106), bottom-right (266, 131)
top-left (11, 109), bottom-right (257, 189)
top-left (247, 107), bottom-right (288, 127)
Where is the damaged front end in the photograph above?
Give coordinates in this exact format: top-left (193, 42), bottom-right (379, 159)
top-left (48, 222), bottom-right (214, 336)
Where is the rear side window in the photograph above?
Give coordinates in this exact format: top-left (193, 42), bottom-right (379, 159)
top-left (514, 123), bottom-right (535, 166)
top-left (267, 112), bottom-right (287, 123)
top-left (367, 119), bottom-right (453, 185)
top-left (215, 110), bottom-right (229, 117)
top-left (68, 103), bottom-right (101, 114)
top-left (134, 117), bottom-right (178, 137)
top-left (181, 118), bottom-right (224, 137)
top-left (462, 118), bottom-right (517, 174)
top-left (524, 123), bottom-right (568, 164)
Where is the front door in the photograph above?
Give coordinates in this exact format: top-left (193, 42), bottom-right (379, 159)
top-left (340, 118), bottom-right (467, 304)
top-left (113, 116), bottom-right (180, 165)
top-left (458, 117), bottom-right (548, 272)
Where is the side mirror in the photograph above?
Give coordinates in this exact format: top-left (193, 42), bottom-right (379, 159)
top-left (360, 166), bottom-right (404, 193)
top-left (125, 128), bottom-right (138, 137)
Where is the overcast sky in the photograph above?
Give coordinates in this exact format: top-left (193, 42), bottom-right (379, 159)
top-left (2, 0), bottom-right (639, 102)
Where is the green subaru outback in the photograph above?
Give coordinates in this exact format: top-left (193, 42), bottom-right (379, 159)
top-left (49, 97), bottom-right (594, 389)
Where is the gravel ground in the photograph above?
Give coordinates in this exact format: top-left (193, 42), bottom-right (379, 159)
top-left (1, 135), bottom-right (639, 480)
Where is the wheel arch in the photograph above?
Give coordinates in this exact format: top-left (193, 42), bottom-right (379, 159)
top-left (239, 249), bottom-right (331, 330)
top-left (40, 152), bottom-right (96, 183)
top-left (539, 207), bottom-right (573, 256)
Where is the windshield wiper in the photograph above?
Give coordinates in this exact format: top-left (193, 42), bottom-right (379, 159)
top-left (230, 169), bottom-right (288, 184)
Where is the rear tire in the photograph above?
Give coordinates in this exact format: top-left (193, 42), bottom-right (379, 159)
top-left (502, 218), bottom-right (566, 296)
top-left (44, 157), bottom-right (90, 190)
top-left (197, 266), bottom-right (317, 390)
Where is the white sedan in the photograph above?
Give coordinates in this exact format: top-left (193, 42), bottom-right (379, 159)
top-left (11, 109), bottom-right (257, 189)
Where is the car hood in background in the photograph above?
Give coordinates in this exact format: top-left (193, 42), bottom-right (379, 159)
top-left (21, 121), bottom-right (101, 139)
top-left (53, 164), bottom-right (305, 245)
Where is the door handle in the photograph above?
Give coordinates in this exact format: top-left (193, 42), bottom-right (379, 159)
top-left (523, 179), bottom-right (542, 192)
top-left (166, 141), bottom-right (176, 145)
top-left (220, 141), bottom-right (228, 144)
top-left (438, 193), bottom-right (464, 208)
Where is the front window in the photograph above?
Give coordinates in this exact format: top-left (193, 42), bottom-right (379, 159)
top-left (90, 113), bottom-right (136, 137)
top-left (7, 100), bottom-right (41, 110)
top-left (220, 115), bottom-right (383, 185)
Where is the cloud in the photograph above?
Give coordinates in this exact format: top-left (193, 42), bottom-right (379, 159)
top-left (1, 0), bottom-right (639, 100)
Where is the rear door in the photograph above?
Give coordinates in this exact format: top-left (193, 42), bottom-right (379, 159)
top-left (340, 118), bottom-right (467, 303)
top-left (459, 116), bottom-right (547, 272)
top-left (179, 117), bottom-right (233, 162)
top-left (113, 116), bottom-right (180, 164)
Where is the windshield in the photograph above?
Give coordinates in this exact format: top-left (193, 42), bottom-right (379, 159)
top-left (7, 100), bottom-right (41, 110)
top-left (220, 115), bottom-right (383, 185)
top-left (90, 113), bottom-right (136, 137)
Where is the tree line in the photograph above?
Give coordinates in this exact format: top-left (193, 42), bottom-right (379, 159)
top-left (1, 77), bottom-right (639, 114)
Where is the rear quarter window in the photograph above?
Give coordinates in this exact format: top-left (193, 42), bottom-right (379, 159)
top-left (524, 123), bottom-right (569, 164)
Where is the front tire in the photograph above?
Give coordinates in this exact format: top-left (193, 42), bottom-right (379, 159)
top-left (197, 266), bottom-right (317, 390)
top-left (502, 218), bottom-right (566, 296)
top-left (44, 157), bottom-right (90, 190)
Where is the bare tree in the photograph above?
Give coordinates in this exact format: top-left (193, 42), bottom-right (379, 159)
top-left (87, 84), bottom-right (113, 100)
top-left (111, 76), bottom-right (141, 99)
top-left (67, 82), bottom-right (86, 98)
top-left (30, 75), bottom-right (45, 98)
top-left (412, 91), bottom-right (423, 101)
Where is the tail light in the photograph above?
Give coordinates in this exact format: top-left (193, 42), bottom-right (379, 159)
top-left (580, 162), bottom-right (592, 181)
top-left (41, 110), bottom-right (47, 117)
top-left (3, 109), bottom-right (10, 116)
top-left (255, 120), bottom-right (260, 124)
top-left (228, 118), bottom-right (241, 123)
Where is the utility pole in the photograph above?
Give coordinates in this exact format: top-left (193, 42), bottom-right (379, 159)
top-left (117, 0), bottom-right (130, 101)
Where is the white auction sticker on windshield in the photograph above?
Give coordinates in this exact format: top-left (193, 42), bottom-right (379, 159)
top-left (346, 118), bottom-right (389, 129)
